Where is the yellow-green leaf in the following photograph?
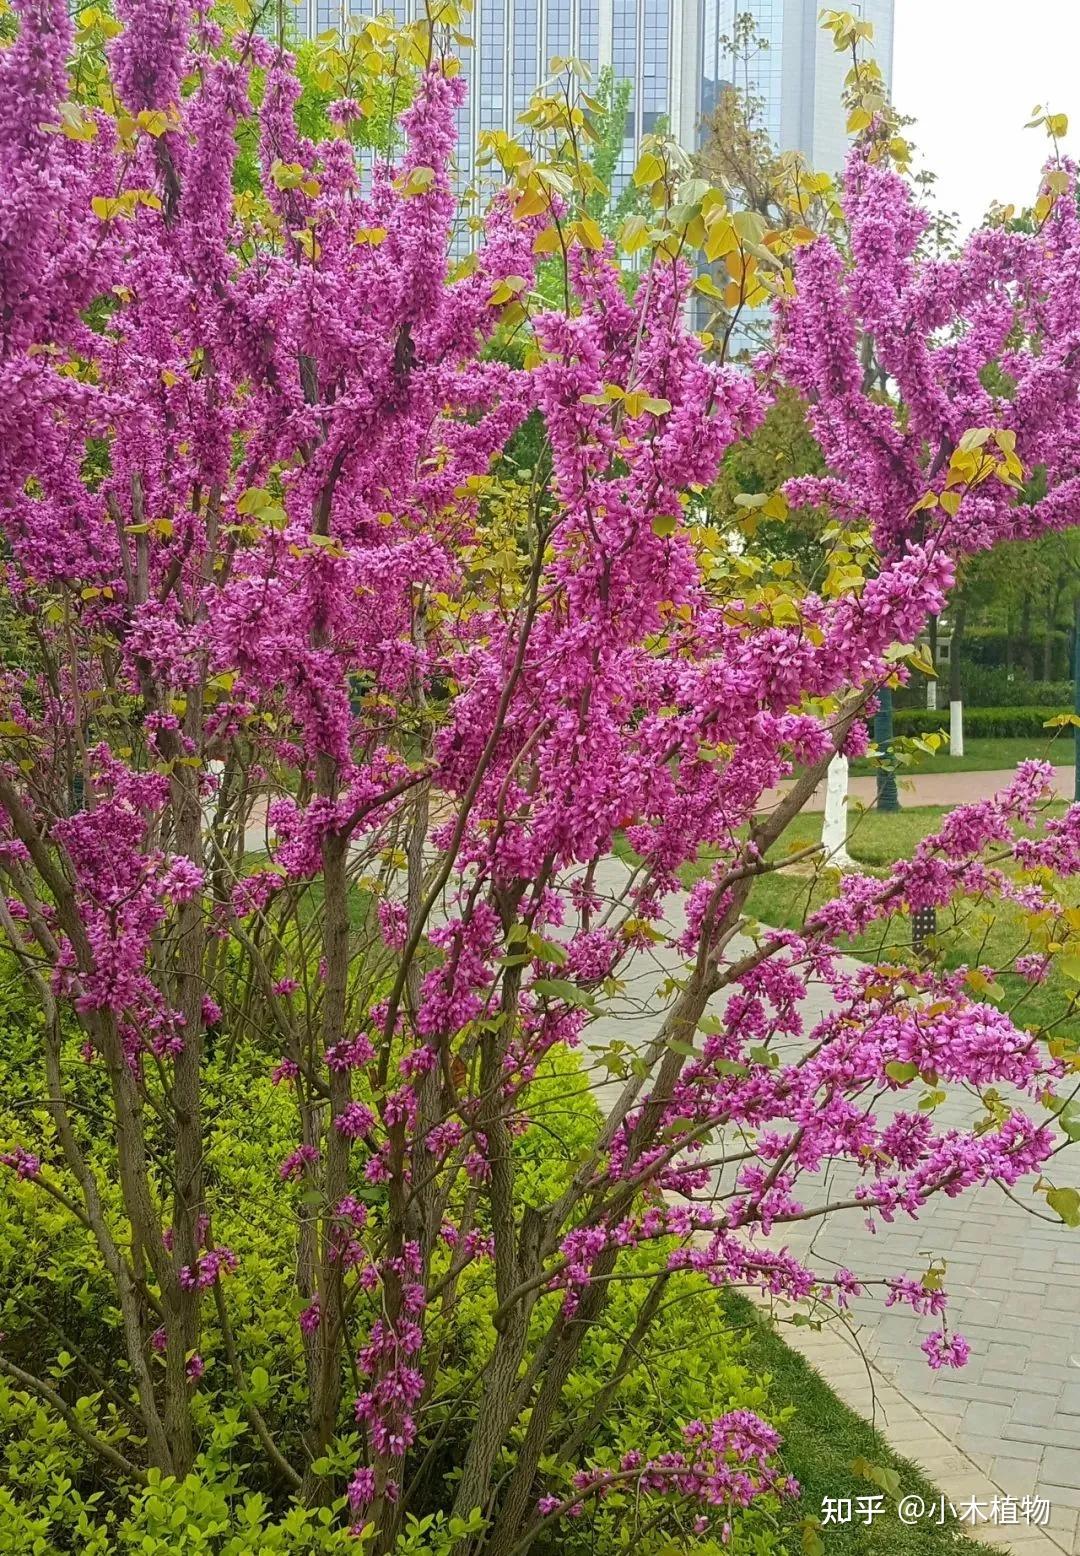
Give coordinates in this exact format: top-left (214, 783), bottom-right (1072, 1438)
top-left (576, 215), bottom-right (604, 251)
top-left (399, 164), bottom-right (436, 197)
top-left (292, 228), bottom-right (322, 261)
top-left (1048, 1186), bottom-right (1080, 1226)
top-left (137, 109), bottom-right (169, 138)
top-left (632, 152), bottom-right (663, 188)
top-left (618, 214), bottom-right (649, 253)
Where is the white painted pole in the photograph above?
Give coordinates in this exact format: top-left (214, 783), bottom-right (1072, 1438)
top-left (949, 700), bottom-right (964, 757)
top-left (821, 753), bottom-right (855, 869)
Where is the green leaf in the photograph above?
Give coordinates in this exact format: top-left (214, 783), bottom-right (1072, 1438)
top-left (713, 1058), bottom-right (748, 1077)
top-left (237, 486), bottom-right (271, 515)
top-left (618, 214), bottom-right (650, 253)
top-left (849, 1456), bottom-right (901, 1498)
top-left (884, 1061), bottom-right (919, 1083)
top-left (1047, 1186), bottom-right (1080, 1227)
top-left (576, 215), bottom-right (604, 251)
top-left (528, 934), bottom-right (568, 967)
top-left (532, 978), bottom-right (596, 1012)
top-left (651, 514), bottom-right (678, 538)
top-left (694, 274), bottom-right (726, 300)
top-left (399, 164), bottom-right (436, 197)
top-left (801, 1523), bottom-right (825, 1556)
top-left (353, 1184), bottom-right (386, 1204)
top-left (632, 151), bottom-right (663, 187)
top-left (272, 159), bottom-right (306, 189)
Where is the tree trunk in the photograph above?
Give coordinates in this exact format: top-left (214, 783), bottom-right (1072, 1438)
top-left (1020, 594), bottom-right (1034, 680)
top-left (1044, 579), bottom-right (1065, 681)
top-left (301, 824), bottom-right (351, 1502)
top-left (949, 601), bottom-right (965, 757)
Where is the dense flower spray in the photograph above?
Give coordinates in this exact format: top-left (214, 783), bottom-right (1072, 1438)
top-left (1, 1), bottom-right (1080, 1549)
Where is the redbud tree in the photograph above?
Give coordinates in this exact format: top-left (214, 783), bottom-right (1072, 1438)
top-left (3, 1), bottom-right (1080, 1550)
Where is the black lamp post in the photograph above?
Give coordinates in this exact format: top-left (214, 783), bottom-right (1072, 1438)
top-left (874, 686), bottom-right (900, 812)
top-left (912, 903), bottom-right (937, 958)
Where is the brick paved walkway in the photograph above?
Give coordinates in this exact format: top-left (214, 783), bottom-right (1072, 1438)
top-left (765, 989), bottom-right (1080, 1556)
top-left (789, 1318), bottom-right (1066, 1555)
top-left (241, 768), bottom-right (1076, 853)
top-left (587, 857), bottom-right (1080, 1554)
top-left (776, 765), bottom-right (1076, 812)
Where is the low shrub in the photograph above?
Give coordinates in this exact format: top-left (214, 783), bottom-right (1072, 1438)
top-left (0, 986), bottom-right (790, 1556)
top-left (884, 706), bottom-right (1070, 740)
top-left (954, 664), bottom-right (1074, 708)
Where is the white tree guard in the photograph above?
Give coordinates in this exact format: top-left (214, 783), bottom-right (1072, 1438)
top-left (821, 752), bottom-right (855, 869)
top-left (950, 700), bottom-right (964, 757)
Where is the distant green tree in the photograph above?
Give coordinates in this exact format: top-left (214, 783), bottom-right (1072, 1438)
top-left (581, 67), bottom-right (657, 234)
top-left (707, 387), bottom-right (829, 579)
top-left (234, 24), bottom-right (412, 196)
top-left (584, 68), bottom-right (631, 224)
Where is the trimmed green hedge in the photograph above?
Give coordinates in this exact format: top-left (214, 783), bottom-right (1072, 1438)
top-left (955, 665), bottom-right (1074, 708)
top-left (883, 707), bottom-right (1071, 740)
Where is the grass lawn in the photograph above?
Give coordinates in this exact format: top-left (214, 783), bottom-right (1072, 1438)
top-left (851, 735), bottom-right (1076, 776)
top-left (744, 804), bottom-right (1080, 1042)
top-left (725, 1291), bottom-right (990, 1555)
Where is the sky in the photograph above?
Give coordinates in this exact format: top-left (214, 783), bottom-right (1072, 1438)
top-left (893, 0), bottom-right (1080, 233)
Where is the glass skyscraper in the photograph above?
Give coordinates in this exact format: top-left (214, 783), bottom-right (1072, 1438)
top-left (700, 0), bottom-right (895, 175)
top-left (282, 0), bottom-right (894, 197)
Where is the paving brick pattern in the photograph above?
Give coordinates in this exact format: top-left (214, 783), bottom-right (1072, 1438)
top-left (765, 1033), bottom-right (1080, 1556)
top-left (586, 856), bottom-right (1080, 1554)
top-left (786, 1317), bottom-right (1066, 1555)
top-left (774, 766), bottom-right (1076, 814)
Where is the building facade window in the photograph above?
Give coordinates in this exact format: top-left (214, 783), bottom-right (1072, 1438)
top-left (512, 0), bottom-right (539, 114)
top-left (544, 0), bottom-right (573, 67)
top-left (479, 0), bottom-right (507, 130)
top-left (263, 0), bottom-right (895, 248)
top-left (641, 0), bottom-right (670, 131)
top-left (579, 0), bottom-right (600, 73)
top-left (699, 0), bottom-right (784, 147)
